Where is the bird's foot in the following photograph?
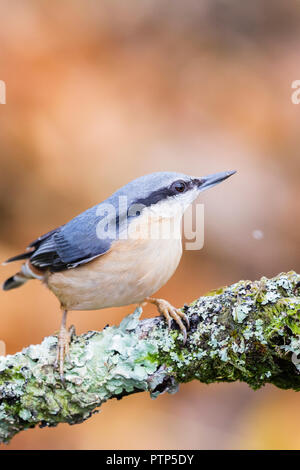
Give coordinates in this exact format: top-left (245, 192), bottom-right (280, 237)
top-left (54, 324), bottom-right (75, 382)
top-left (144, 297), bottom-right (190, 344)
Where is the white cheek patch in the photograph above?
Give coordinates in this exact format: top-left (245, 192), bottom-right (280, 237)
top-left (127, 188), bottom-right (199, 240)
top-left (147, 188), bottom-right (199, 218)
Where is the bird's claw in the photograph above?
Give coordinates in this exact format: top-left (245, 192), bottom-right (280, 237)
top-left (146, 298), bottom-right (190, 344)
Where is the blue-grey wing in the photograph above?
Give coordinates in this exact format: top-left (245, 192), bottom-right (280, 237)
top-left (5, 191), bottom-right (134, 271)
top-left (29, 205), bottom-right (115, 271)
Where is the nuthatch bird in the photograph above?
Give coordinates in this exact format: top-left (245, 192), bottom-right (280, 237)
top-left (3, 170), bottom-right (235, 380)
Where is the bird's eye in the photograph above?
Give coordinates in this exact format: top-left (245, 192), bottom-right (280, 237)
top-left (171, 180), bottom-right (187, 193)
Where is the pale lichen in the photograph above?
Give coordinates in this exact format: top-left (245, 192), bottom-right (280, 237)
top-left (152, 271), bottom-right (300, 391)
top-left (0, 272), bottom-right (299, 444)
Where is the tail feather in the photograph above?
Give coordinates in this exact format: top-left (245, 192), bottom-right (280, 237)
top-left (3, 228), bottom-right (55, 266)
top-left (3, 251), bottom-right (32, 265)
top-left (2, 273), bottom-right (28, 291)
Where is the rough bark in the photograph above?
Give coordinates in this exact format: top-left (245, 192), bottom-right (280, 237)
top-left (0, 271), bottom-right (299, 444)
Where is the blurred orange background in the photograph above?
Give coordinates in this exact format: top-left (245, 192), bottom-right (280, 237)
top-left (0, 0), bottom-right (299, 450)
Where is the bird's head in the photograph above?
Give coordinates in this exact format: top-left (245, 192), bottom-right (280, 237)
top-left (114, 170), bottom-right (236, 218)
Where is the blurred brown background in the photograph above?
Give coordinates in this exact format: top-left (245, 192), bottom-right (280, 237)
top-left (0, 0), bottom-right (300, 450)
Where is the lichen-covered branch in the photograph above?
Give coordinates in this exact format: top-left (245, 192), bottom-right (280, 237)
top-left (1, 271), bottom-right (300, 443)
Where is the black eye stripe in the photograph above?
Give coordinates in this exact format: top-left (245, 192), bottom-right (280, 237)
top-left (133, 179), bottom-right (194, 210)
top-left (134, 188), bottom-right (173, 208)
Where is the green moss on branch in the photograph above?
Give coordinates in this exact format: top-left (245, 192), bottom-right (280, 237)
top-left (0, 271), bottom-right (299, 443)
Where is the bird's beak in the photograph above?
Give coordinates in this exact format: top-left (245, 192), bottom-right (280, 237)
top-left (197, 170), bottom-right (236, 191)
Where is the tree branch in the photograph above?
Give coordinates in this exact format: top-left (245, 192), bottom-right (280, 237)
top-left (1, 271), bottom-right (300, 443)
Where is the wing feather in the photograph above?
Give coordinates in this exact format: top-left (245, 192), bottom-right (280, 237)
top-left (29, 205), bottom-right (114, 271)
